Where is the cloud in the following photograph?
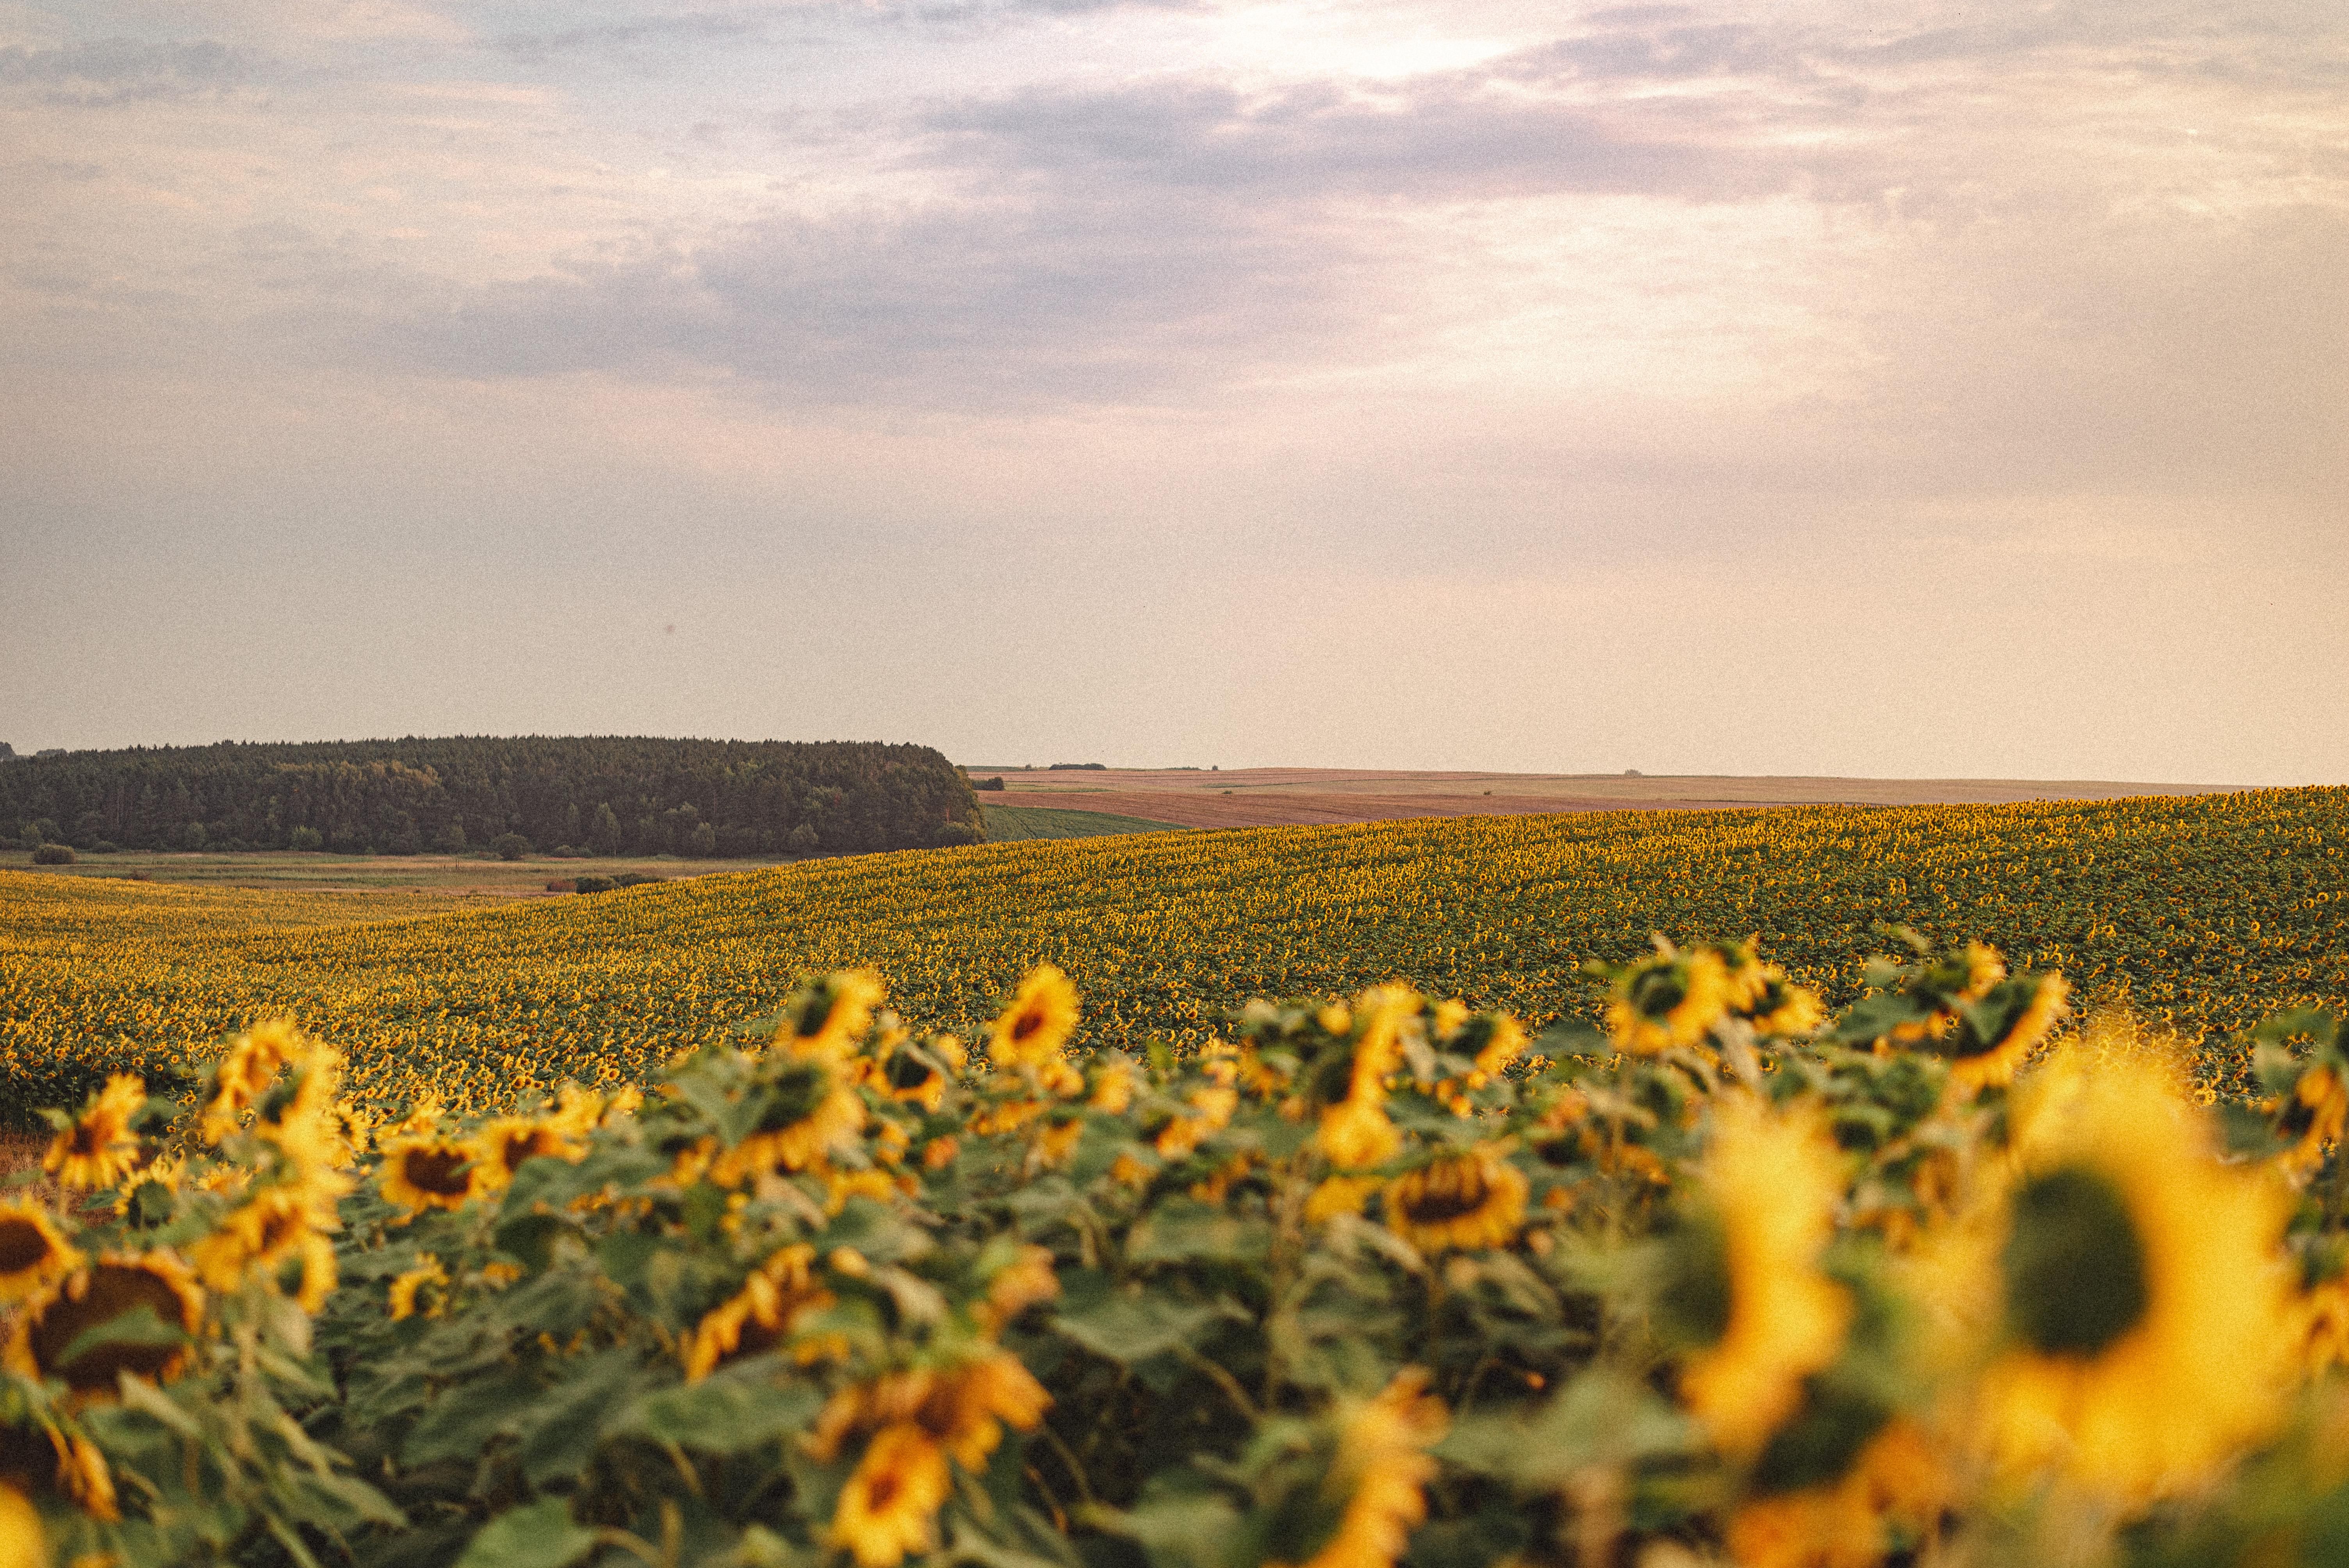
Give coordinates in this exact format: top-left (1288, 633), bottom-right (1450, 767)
top-left (0, 37), bottom-right (258, 102)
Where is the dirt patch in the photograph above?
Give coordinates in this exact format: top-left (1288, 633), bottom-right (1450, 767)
top-left (1024, 791), bottom-right (1763, 830)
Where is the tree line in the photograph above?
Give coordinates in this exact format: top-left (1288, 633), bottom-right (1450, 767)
top-left (0, 736), bottom-right (983, 856)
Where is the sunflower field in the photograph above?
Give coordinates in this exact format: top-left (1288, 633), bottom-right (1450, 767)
top-left (8, 931), bottom-right (2349, 1568)
top-left (3, 788), bottom-right (2344, 1124)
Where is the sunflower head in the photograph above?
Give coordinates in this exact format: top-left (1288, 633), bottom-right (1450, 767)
top-left (988, 966), bottom-right (1081, 1070)
top-left (1245, 1368), bottom-right (1447, 1568)
top-left (1382, 1150), bottom-right (1528, 1254)
top-left (1943, 973), bottom-right (2069, 1094)
top-left (1661, 1098), bottom-right (1853, 1461)
top-left (9, 1253), bottom-right (204, 1399)
top-left (0, 1204), bottom-right (79, 1306)
top-left (1601, 943), bottom-right (1732, 1055)
top-left (470, 1114), bottom-right (586, 1192)
top-left (388, 1256), bottom-right (451, 1322)
top-left (200, 1019), bottom-right (316, 1140)
top-left (773, 970), bottom-right (887, 1062)
top-left (829, 1423), bottom-right (951, 1568)
top-left (377, 1135), bottom-right (481, 1213)
top-left (1973, 1054), bottom-right (2294, 1500)
top-left (42, 1076), bottom-right (148, 1192)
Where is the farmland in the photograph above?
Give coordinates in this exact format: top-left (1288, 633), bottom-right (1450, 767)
top-left (1, 788), bottom-right (2342, 1123)
top-left (978, 803), bottom-right (1189, 840)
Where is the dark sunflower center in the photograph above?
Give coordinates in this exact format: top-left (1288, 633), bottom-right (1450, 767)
top-left (0, 1218), bottom-right (54, 1274)
top-left (887, 1054), bottom-right (937, 1091)
top-left (2003, 1166), bottom-right (2149, 1357)
top-left (501, 1131), bottom-right (553, 1172)
top-left (1400, 1164), bottom-right (1491, 1225)
top-left (32, 1265), bottom-right (187, 1390)
top-left (401, 1148), bottom-right (474, 1197)
top-left (756, 1066), bottom-right (831, 1131)
top-left (67, 1124), bottom-right (102, 1156)
top-left (787, 995), bottom-right (842, 1042)
top-left (1629, 968), bottom-right (1691, 1018)
top-left (1011, 1008), bottom-right (1045, 1043)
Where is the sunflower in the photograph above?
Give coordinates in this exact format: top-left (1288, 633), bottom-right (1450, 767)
top-left (973, 1244), bottom-right (1059, 1336)
top-left (199, 1018), bottom-right (313, 1140)
top-left (1668, 1098), bottom-right (1852, 1462)
top-left (1306, 1174), bottom-right (1385, 1225)
top-left (875, 1035), bottom-right (962, 1112)
top-left (829, 1423), bottom-right (952, 1568)
top-left (376, 1135), bottom-right (481, 1213)
top-left (43, 1076), bottom-right (145, 1192)
top-left (7, 1253), bottom-right (204, 1399)
top-left (469, 1112), bottom-right (588, 1192)
top-left (1087, 1057), bottom-right (1138, 1114)
top-left (1309, 989), bottom-right (1415, 1170)
top-left (1155, 1085), bottom-right (1240, 1161)
top-left (988, 966), bottom-right (1080, 1070)
top-left (58, 1431), bottom-right (116, 1522)
top-left (684, 1245), bottom-right (835, 1380)
top-left (1725, 1419), bottom-right (1946, 1568)
top-left (384, 1255), bottom-right (450, 1322)
top-left (1271, 1368), bottom-right (1448, 1568)
top-left (709, 1057), bottom-right (865, 1185)
top-left (1383, 1150), bottom-right (1528, 1254)
top-left (2293, 1275), bottom-right (2349, 1379)
top-left (1969, 1055), bottom-right (2292, 1502)
top-left (2276, 1063), bottom-right (2349, 1178)
top-left (774, 971), bottom-right (887, 1062)
top-left (188, 1183), bottom-right (337, 1294)
top-left (1607, 946), bottom-right (1731, 1055)
top-left (0, 1204), bottom-right (80, 1306)
top-left (327, 1098), bottom-right (375, 1166)
top-left (0, 1483), bottom-right (40, 1568)
top-left (811, 1351), bottom-right (1052, 1472)
top-left (1943, 974), bottom-right (2069, 1096)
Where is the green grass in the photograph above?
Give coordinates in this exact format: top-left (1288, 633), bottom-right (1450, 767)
top-left (981, 804), bottom-right (1190, 841)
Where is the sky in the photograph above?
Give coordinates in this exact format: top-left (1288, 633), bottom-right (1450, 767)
top-left (3, 0), bottom-right (2344, 782)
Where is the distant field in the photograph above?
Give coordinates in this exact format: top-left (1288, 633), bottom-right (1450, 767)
top-left (2, 788), bottom-right (2340, 1124)
top-left (959, 766), bottom-right (2246, 829)
top-left (979, 804), bottom-right (1189, 841)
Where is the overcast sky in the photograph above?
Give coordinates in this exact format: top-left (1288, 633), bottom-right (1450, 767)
top-left (4, 0), bottom-right (2344, 781)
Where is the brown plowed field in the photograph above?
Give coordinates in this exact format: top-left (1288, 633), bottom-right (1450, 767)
top-left (962, 768), bottom-right (2240, 830)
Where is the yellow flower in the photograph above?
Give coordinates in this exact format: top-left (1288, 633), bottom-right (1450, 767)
top-left (1608, 946), bottom-right (1731, 1055)
top-left (683, 1245), bottom-right (835, 1380)
top-left (1306, 1174), bottom-right (1385, 1225)
top-left (44, 1076), bottom-right (144, 1192)
top-left (1382, 1151), bottom-right (1528, 1254)
top-left (1725, 1419), bottom-right (1947, 1568)
top-left (377, 1135), bottom-right (481, 1213)
top-left (975, 1245), bottom-right (1060, 1336)
top-left (774, 971), bottom-right (887, 1062)
top-left (1315, 1095), bottom-right (1399, 1172)
top-left (1970, 1054), bottom-right (2292, 1502)
top-left (327, 1099), bottom-right (375, 1165)
top-left (1310, 988), bottom-right (1415, 1170)
top-left (825, 1168), bottom-right (903, 1214)
top-left (199, 1019), bottom-right (313, 1140)
top-left (1470, 1014), bottom-right (1527, 1079)
top-left (188, 1182), bottom-right (339, 1295)
top-left (1272, 1368), bottom-right (1448, 1568)
top-left (0, 1203), bottom-right (80, 1305)
top-left (1088, 1058), bottom-right (1138, 1114)
top-left (875, 1037), bottom-right (958, 1112)
top-left (388, 1255), bottom-right (450, 1322)
top-left (469, 1113), bottom-right (589, 1192)
top-left (829, 1423), bottom-right (951, 1568)
top-left (58, 1432), bottom-right (117, 1522)
top-left (1945, 975), bottom-right (2069, 1096)
top-left (1155, 1085), bottom-right (1239, 1160)
top-left (2276, 1063), bottom-right (2349, 1178)
top-left (7, 1253), bottom-right (204, 1401)
top-left (811, 1351), bottom-right (1052, 1472)
top-left (0, 1482), bottom-right (42, 1568)
top-left (988, 966), bottom-right (1080, 1069)
top-left (1674, 1098), bottom-right (1852, 1462)
top-left (709, 1059), bottom-right (865, 1186)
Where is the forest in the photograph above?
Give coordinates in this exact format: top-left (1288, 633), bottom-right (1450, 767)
top-left (0, 736), bottom-right (982, 855)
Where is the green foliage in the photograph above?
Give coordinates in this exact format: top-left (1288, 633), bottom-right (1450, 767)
top-left (29, 845), bottom-right (75, 866)
top-left (490, 833), bottom-right (532, 862)
top-left (979, 806), bottom-right (1187, 841)
top-left (0, 737), bottom-right (983, 857)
